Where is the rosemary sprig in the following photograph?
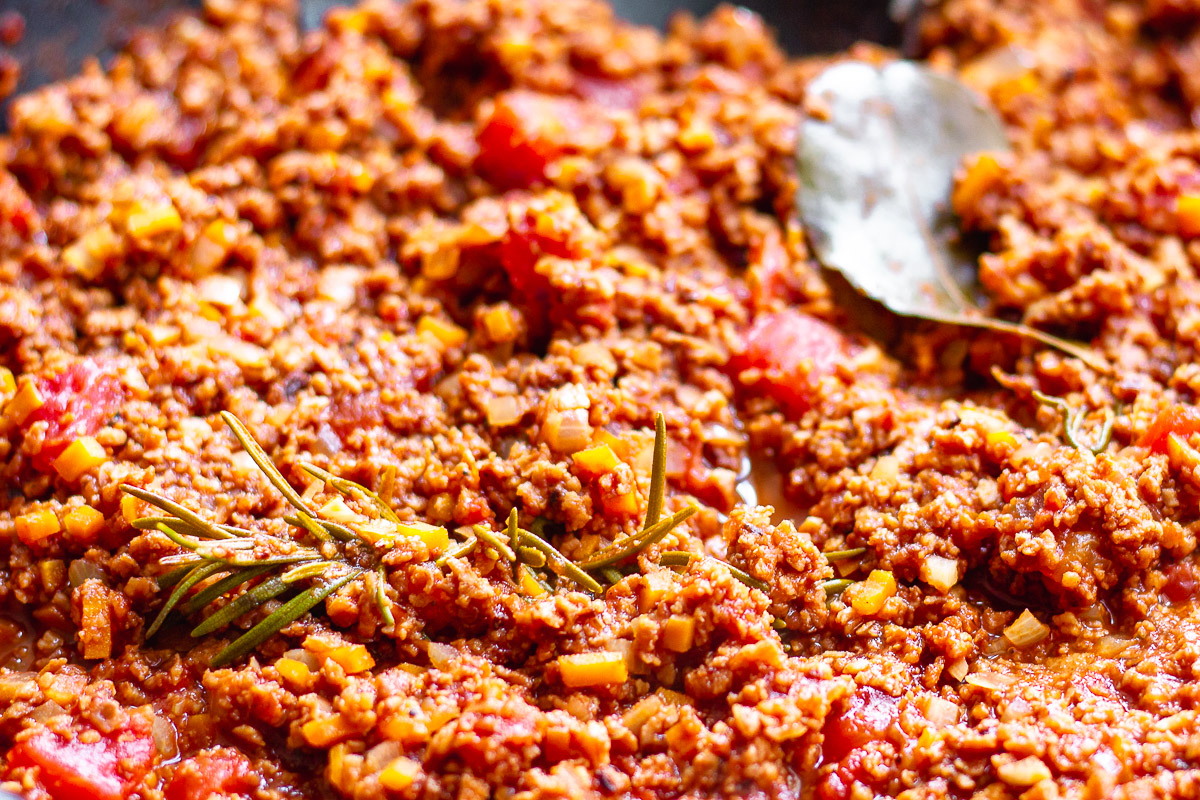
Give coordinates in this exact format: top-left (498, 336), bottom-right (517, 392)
top-left (121, 414), bottom-right (407, 666)
top-left (1032, 389), bottom-right (1115, 454)
top-left (126, 409), bottom-right (855, 666)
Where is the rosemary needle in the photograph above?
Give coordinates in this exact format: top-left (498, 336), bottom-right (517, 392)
top-left (182, 564), bottom-right (275, 616)
top-left (644, 413), bottom-right (668, 531)
top-left (191, 576), bottom-right (290, 638)
top-left (517, 531), bottom-right (604, 593)
top-left (473, 524), bottom-right (517, 562)
top-left (210, 570), bottom-right (361, 668)
top-left (146, 562), bottom-right (225, 638)
top-left (822, 578), bottom-right (853, 597)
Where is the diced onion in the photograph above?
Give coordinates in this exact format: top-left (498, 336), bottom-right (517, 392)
top-left (152, 715), bottom-right (179, 759)
top-left (925, 696), bottom-right (960, 726)
top-left (1003, 609), bottom-right (1049, 648)
top-left (486, 396), bottom-right (522, 428)
top-left (427, 642), bottom-right (457, 670)
top-left (197, 274), bottom-right (244, 307)
top-left (1095, 635), bottom-right (1134, 658)
top-left (365, 740), bottom-right (403, 772)
top-left (0, 671), bottom-right (37, 703)
top-left (922, 555), bottom-right (959, 594)
top-left (68, 559), bottom-right (105, 588)
top-left (31, 700), bottom-right (67, 723)
top-left (946, 658), bottom-right (969, 682)
top-left (542, 409), bottom-right (591, 454)
top-left (965, 671), bottom-right (1017, 690)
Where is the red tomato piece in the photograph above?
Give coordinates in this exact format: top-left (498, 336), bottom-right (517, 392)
top-left (1163, 560), bottom-right (1200, 603)
top-left (1139, 405), bottom-right (1200, 453)
top-left (476, 91), bottom-right (583, 190)
top-left (164, 749), bottom-right (257, 800)
top-left (8, 729), bottom-right (155, 800)
top-left (729, 310), bottom-right (851, 414)
top-left (821, 686), bottom-right (899, 764)
top-left (24, 359), bottom-right (124, 472)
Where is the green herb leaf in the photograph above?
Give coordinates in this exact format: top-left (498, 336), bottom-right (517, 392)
top-left (210, 569), bottom-right (361, 668)
top-left (146, 561), bottom-right (226, 638)
top-left (190, 576), bottom-right (290, 638)
top-left (797, 60), bottom-right (1107, 373)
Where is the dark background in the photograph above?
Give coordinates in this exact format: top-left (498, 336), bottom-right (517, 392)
top-left (0, 0), bottom-right (902, 121)
top-left (0, 0), bottom-right (907, 334)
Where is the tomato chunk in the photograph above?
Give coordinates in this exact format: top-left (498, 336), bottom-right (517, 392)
top-left (8, 729), bottom-right (155, 800)
top-left (1139, 405), bottom-right (1200, 453)
top-left (164, 749), bottom-right (257, 800)
top-left (24, 360), bottom-right (124, 472)
top-left (1163, 560), bottom-right (1200, 603)
top-left (822, 686), bottom-right (898, 764)
top-left (729, 310), bottom-right (851, 414)
top-left (476, 91), bottom-right (584, 190)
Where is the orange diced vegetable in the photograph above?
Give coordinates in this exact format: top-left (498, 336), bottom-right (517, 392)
top-left (558, 651), bottom-right (629, 688)
top-left (52, 436), bottom-right (107, 482)
top-left (1180, 195), bottom-right (1200, 239)
top-left (663, 615), bottom-right (696, 652)
top-left (986, 430), bottom-right (1018, 450)
top-left (849, 570), bottom-right (897, 616)
top-left (378, 756), bottom-right (421, 791)
top-left (78, 579), bottom-right (112, 659)
top-left (63, 506), bottom-right (105, 542)
top-left (275, 657), bottom-right (314, 689)
top-left (5, 378), bottom-right (44, 425)
top-left (0, 367), bottom-right (15, 397)
top-left (395, 521), bottom-right (449, 554)
top-left (603, 491), bottom-right (639, 516)
top-left (572, 443), bottom-right (620, 476)
top-left (417, 315), bottom-right (467, 348)
top-left (15, 509), bottom-right (61, 545)
top-left (952, 153), bottom-right (1005, 214)
top-left (126, 201), bottom-right (182, 238)
top-left (482, 306), bottom-right (517, 342)
top-left (327, 644), bottom-right (374, 674)
top-left (518, 564), bottom-right (549, 597)
top-left (120, 495), bottom-right (144, 525)
top-left (301, 715), bottom-right (354, 747)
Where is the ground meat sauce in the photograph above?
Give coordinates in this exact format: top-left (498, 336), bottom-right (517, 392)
top-left (1, 0), bottom-right (1200, 797)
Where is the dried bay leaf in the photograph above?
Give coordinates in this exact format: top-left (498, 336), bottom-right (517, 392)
top-left (796, 60), bottom-right (1108, 372)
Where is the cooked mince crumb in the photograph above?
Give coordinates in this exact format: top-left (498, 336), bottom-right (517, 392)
top-left (2, 0), bottom-right (1200, 797)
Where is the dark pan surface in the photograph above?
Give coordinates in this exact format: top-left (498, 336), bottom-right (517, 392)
top-left (0, 0), bottom-right (900, 124)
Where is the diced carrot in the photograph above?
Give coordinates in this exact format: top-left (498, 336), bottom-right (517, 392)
top-left (275, 657), bottom-right (314, 690)
top-left (301, 715), bottom-right (354, 747)
top-left (572, 443), bottom-right (621, 476)
top-left (663, 615), bottom-right (696, 653)
top-left (558, 651), bottom-right (629, 688)
top-left (1179, 195), bottom-right (1200, 239)
top-left (15, 509), bottom-right (61, 545)
top-left (952, 153), bottom-right (1005, 214)
top-left (518, 564), bottom-right (549, 597)
top-left (4, 378), bottom-right (43, 425)
top-left (378, 756), bottom-right (421, 791)
top-left (417, 315), bottom-right (467, 348)
top-left (327, 644), bottom-right (374, 674)
top-left (0, 366), bottom-right (15, 396)
top-left (52, 436), bottom-right (108, 482)
top-left (78, 579), bottom-right (112, 660)
top-left (126, 201), bottom-right (182, 238)
top-left (395, 521), bottom-right (450, 554)
top-left (849, 570), bottom-right (897, 616)
top-left (63, 506), bottom-right (105, 543)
